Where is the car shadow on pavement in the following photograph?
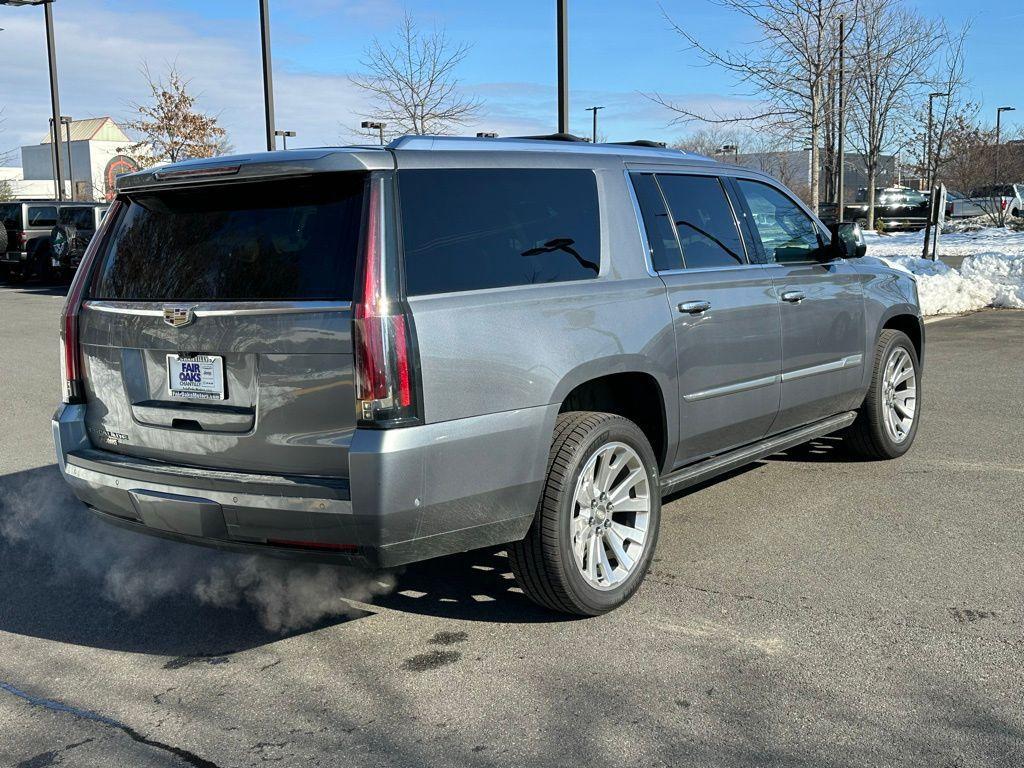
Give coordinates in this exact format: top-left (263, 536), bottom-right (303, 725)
top-left (0, 464), bottom-right (372, 658)
top-left (765, 435), bottom-right (868, 463)
top-left (378, 548), bottom-right (572, 624)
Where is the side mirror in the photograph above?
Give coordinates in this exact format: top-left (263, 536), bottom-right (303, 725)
top-left (829, 221), bottom-right (867, 259)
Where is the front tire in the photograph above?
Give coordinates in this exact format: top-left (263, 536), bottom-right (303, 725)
top-left (509, 411), bottom-right (661, 616)
top-left (846, 329), bottom-right (921, 459)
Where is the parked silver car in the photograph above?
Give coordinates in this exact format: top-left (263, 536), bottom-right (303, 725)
top-left (52, 135), bottom-right (923, 615)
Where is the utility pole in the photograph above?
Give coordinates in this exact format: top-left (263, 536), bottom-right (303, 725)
top-left (61, 115), bottom-right (72, 199)
top-left (836, 13), bottom-right (845, 217)
top-left (557, 0), bottom-right (569, 134)
top-left (586, 106), bottom-right (604, 144)
top-left (922, 92), bottom-right (947, 259)
top-left (259, 0), bottom-right (276, 152)
top-left (43, 1), bottom-right (65, 200)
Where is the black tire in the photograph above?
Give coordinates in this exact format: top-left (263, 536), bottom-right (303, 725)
top-left (845, 329), bottom-right (921, 460)
top-left (509, 411), bottom-right (662, 616)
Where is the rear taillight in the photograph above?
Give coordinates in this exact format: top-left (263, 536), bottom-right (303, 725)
top-left (353, 176), bottom-right (420, 427)
top-left (15, 231), bottom-right (27, 250)
top-left (59, 200), bottom-right (121, 404)
top-left (945, 203), bottom-right (953, 217)
top-left (1001, 199), bottom-right (1008, 211)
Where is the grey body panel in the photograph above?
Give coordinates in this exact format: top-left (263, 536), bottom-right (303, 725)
top-left (54, 138), bottom-right (923, 567)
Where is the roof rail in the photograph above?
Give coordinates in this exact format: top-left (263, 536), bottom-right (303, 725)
top-left (608, 140), bottom-right (668, 149)
top-left (514, 133), bottom-right (589, 143)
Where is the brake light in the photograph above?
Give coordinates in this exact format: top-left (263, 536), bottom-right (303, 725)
top-left (1001, 199), bottom-right (1008, 211)
top-left (59, 200), bottom-right (121, 404)
top-left (353, 176), bottom-right (419, 426)
top-left (15, 231), bottom-right (26, 250)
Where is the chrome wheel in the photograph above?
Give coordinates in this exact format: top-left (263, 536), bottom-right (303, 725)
top-left (571, 441), bottom-right (651, 591)
top-left (881, 346), bottom-right (916, 443)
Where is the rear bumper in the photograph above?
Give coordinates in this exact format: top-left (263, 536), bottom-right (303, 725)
top-left (2, 251), bottom-right (28, 263)
top-left (53, 402), bottom-right (555, 568)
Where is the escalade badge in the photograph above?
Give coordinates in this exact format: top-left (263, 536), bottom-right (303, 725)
top-left (163, 306), bottom-right (195, 328)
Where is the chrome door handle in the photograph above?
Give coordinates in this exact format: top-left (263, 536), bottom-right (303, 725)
top-left (780, 291), bottom-right (805, 304)
top-left (678, 300), bottom-right (711, 315)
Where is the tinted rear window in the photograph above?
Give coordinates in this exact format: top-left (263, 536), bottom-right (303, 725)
top-left (0, 204), bottom-right (20, 230)
top-left (60, 207), bottom-right (97, 229)
top-left (90, 175), bottom-right (365, 301)
top-left (27, 206), bottom-right (57, 227)
top-left (399, 169), bottom-right (600, 296)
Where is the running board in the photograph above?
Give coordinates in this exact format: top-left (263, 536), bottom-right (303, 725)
top-left (659, 411), bottom-right (858, 497)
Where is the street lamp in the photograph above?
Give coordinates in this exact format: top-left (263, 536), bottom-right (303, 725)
top-left (925, 92), bottom-right (948, 190)
top-left (259, 0), bottom-right (276, 152)
top-left (996, 106), bottom-right (1016, 185)
top-left (273, 129), bottom-right (295, 150)
top-left (361, 121), bottom-right (386, 146)
top-left (720, 144), bottom-right (739, 164)
top-left (2, 0), bottom-right (66, 200)
top-left (585, 106), bottom-right (604, 144)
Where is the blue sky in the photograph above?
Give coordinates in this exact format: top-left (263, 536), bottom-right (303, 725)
top-left (1, 0), bottom-right (1020, 161)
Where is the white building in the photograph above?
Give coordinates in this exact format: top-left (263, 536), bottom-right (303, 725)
top-left (2, 117), bottom-right (140, 202)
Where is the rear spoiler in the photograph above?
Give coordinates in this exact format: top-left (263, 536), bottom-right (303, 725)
top-left (117, 148), bottom-right (394, 194)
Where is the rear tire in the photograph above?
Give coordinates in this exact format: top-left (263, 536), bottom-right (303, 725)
top-left (845, 329), bottom-right (921, 460)
top-left (509, 411), bottom-right (661, 616)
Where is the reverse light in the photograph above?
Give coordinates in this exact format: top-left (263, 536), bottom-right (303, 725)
top-left (352, 176), bottom-right (420, 427)
top-left (59, 200), bottom-right (121, 404)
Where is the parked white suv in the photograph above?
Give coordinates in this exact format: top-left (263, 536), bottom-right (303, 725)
top-left (947, 184), bottom-right (1024, 221)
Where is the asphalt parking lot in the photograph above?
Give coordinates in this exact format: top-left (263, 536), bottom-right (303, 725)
top-left (1, 281), bottom-right (1022, 768)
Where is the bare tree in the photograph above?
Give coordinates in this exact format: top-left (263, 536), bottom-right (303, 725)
top-left (847, 0), bottom-right (941, 228)
top-left (652, 0), bottom-right (851, 214)
top-left (121, 64), bottom-right (227, 169)
top-left (350, 13), bottom-right (481, 138)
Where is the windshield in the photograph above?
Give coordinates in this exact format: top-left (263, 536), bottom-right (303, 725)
top-left (89, 174), bottom-right (366, 302)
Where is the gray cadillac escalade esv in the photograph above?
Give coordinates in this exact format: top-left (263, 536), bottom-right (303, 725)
top-left (53, 135), bottom-right (923, 616)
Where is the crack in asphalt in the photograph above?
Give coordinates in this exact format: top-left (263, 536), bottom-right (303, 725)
top-left (1, 680), bottom-right (220, 768)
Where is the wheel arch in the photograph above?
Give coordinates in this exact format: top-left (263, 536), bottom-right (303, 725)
top-left (555, 366), bottom-right (671, 472)
top-left (879, 309), bottom-right (924, 368)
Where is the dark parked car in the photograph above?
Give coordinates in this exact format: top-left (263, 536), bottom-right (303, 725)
top-left (1, 200), bottom-right (108, 282)
top-left (50, 203), bottom-right (110, 281)
top-left (53, 136), bottom-right (923, 616)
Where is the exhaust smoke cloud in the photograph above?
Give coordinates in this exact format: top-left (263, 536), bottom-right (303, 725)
top-left (0, 467), bottom-right (395, 634)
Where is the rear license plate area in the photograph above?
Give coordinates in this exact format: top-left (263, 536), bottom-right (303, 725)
top-left (166, 354), bottom-right (225, 400)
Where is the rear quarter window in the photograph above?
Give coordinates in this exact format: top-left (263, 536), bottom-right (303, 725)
top-left (60, 207), bottom-right (97, 229)
top-left (90, 174), bottom-right (365, 302)
top-left (1, 204), bottom-right (22, 229)
top-left (398, 168), bottom-right (601, 296)
top-left (27, 206), bottom-right (58, 227)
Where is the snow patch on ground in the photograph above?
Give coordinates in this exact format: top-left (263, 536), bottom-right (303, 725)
top-left (861, 228), bottom-right (1024, 316)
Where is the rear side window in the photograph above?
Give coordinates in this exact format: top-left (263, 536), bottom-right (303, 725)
top-left (27, 206), bottom-right (57, 227)
top-left (90, 175), bottom-right (365, 301)
top-left (656, 174), bottom-right (746, 269)
top-left (0, 204), bottom-right (20, 229)
top-left (60, 207), bottom-right (96, 229)
top-left (630, 173), bottom-right (683, 271)
top-left (398, 169), bottom-right (600, 296)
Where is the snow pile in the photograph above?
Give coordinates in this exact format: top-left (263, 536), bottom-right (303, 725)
top-left (862, 227), bottom-right (1024, 316)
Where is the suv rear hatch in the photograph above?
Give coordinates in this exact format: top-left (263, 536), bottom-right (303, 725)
top-left (77, 172), bottom-right (371, 478)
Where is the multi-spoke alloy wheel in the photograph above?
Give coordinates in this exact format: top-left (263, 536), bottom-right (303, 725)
top-left (881, 346), bottom-right (916, 443)
top-left (845, 328), bottom-right (921, 460)
top-left (509, 411), bottom-right (661, 616)
top-left (571, 442), bottom-right (651, 590)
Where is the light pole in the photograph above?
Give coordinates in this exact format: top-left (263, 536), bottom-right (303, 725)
top-left (2, 0), bottom-right (66, 200)
top-left (557, 0), bottom-right (569, 134)
top-left (274, 129), bottom-right (295, 150)
top-left (925, 92), bottom-right (947, 190)
top-left (60, 115), bottom-right (72, 199)
top-left (996, 106), bottom-right (1016, 186)
top-left (721, 144), bottom-right (739, 164)
top-left (361, 121), bottom-right (386, 146)
top-left (836, 12), bottom-right (846, 216)
top-left (585, 106), bottom-right (604, 144)
top-left (259, 0), bottom-right (276, 152)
